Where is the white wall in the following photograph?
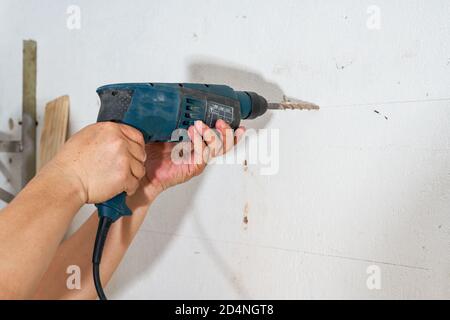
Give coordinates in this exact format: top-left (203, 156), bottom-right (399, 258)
top-left (0, 0), bottom-right (449, 299)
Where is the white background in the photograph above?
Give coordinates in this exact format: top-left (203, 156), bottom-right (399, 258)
top-left (0, 0), bottom-right (449, 299)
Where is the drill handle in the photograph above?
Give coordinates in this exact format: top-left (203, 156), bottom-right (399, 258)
top-left (95, 105), bottom-right (148, 222)
top-left (95, 192), bottom-right (131, 222)
top-left (95, 86), bottom-right (149, 221)
top-left (95, 122), bottom-right (147, 222)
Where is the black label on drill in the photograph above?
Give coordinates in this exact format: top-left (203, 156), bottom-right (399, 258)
top-left (205, 101), bottom-right (234, 128)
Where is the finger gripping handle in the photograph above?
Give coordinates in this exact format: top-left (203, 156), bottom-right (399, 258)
top-left (95, 192), bottom-right (131, 222)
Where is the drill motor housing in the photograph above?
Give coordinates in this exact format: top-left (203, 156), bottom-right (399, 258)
top-left (97, 83), bottom-right (268, 143)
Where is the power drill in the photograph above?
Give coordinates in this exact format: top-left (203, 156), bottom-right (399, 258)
top-left (92, 82), bottom-right (270, 299)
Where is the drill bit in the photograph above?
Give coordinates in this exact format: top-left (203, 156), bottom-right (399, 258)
top-left (268, 100), bottom-right (320, 110)
top-left (268, 95), bottom-right (320, 110)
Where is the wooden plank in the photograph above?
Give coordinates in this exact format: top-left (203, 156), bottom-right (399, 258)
top-left (38, 95), bottom-right (70, 170)
top-left (21, 39), bottom-right (37, 186)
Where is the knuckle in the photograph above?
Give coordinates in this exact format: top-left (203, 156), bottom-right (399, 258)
top-left (85, 123), bottom-right (98, 131)
top-left (135, 132), bottom-right (145, 145)
top-left (112, 137), bottom-right (126, 151)
top-left (204, 129), bottom-right (215, 142)
top-left (132, 162), bottom-right (145, 178)
top-left (139, 148), bottom-right (147, 162)
top-left (100, 121), bottom-right (117, 131)
top-left (122, 125), bottom-right (144, 144)
top-left (118, 123), bottom-right (131, 133)
top-left (138, 164), bottom-right (146, 178)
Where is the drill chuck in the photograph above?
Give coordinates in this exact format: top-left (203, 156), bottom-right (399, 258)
top-left (244, 91), bottom-right (268, 119)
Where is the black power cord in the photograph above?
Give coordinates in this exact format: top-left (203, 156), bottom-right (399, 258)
top-left (92, 216), bottom-right (113, 300)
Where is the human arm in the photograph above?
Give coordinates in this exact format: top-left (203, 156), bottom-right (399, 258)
top-left (32, 184), bottom-right (157, 300)
top-left (0, 122), bottom-right (146, 299)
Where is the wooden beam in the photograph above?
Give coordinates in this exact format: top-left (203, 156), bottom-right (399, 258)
top-left (21, 40), bottom-right (37, 186)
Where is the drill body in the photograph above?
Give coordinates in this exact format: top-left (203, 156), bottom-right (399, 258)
top-left (95, 83), bottom-right (268, 221)
top-left (97, 83), bottom-right (267, 142)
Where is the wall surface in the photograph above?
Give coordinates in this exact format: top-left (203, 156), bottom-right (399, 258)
top-left (0, 0), bottom-right (449, 299)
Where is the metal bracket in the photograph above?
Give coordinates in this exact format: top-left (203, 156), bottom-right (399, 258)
top-left (0, 40), bottom-right (37, 203)
top-left (0, 141), bottom-right (23, 153)
top-left (0, 188), bottom-right (14, 203)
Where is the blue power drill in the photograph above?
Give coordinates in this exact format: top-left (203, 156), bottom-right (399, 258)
top-left (92, 83), bottom-right (269, 299)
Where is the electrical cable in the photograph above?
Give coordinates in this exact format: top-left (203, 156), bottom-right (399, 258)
top-left (92, 216), bottom-right (113, 300)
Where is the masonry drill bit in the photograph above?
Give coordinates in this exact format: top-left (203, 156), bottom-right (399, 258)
top-left (267, 95), bottom-right (320, 110)
top-left (268, 100), bottom-right (320, 110)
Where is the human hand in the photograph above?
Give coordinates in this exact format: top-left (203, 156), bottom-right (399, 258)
top-left (136, 120), bottom-right (245, 202)
top-left (43, 122), bottom-right (146, 204)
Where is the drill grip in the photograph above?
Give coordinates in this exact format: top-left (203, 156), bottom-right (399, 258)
top-left (95, 123), bottom-right (146, 221)
top-left (94, 120), bottom-right (147, 222)
top-left (95, 192), bottom-right (132, 222)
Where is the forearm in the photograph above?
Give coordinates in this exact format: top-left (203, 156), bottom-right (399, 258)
top-left (33, 188), bottom-right (157, 300)
top-left (0, 164), bottom-right (84, 298)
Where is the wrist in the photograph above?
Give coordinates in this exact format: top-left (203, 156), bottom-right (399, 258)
top-left (39, 160), bottom-right (87, 207)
